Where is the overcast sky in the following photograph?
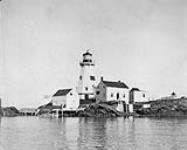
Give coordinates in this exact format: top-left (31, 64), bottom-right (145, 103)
top-left (0, 0), bottom-right (187, 108)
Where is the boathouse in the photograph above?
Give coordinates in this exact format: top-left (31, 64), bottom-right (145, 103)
top-left (52, 88), bottom-right (80, 109)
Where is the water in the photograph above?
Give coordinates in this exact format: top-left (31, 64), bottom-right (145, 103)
top-left (0, 117), bottom-right (187, 150)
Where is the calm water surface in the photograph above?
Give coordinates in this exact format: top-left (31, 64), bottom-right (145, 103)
top-left (0, 117), bottom-right (187, 150)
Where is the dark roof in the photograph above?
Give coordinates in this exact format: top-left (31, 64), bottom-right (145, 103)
top-left (102, 81), bottom-right (129, 89)
top-left (130, 88), bottom-right (140, 91)
top-left (83, 50), bottom-right (92, 56)
top-left (53, 89), bottom-right (72, 97)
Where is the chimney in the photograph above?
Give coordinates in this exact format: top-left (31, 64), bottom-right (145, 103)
top-left (101, 76), bottom-right (104, 81)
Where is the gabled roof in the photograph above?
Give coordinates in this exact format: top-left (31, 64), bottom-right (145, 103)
top-left (83, 50), bottom-right (92, 56)
top-left (53, 89), bottom-right (72, 97)
top-left (102, 81), bottom-right (129, 89)
top-left (130, 88), bottom-right (140, 91)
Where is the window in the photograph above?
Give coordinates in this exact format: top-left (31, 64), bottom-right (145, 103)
top-left (143, 93), bottom-right (145, 98)
top-left (79, 76), bottom-right (82, 80)
top-left (111, 93), bottom-right (113, 97)
top-left (123, 94), bottom-right (125, 98)
top-left (70, 93), bottom-right (73, 96)
top-left (90, 76), bottom-right (95, 81)
top-left (85, 87), bottom-right (88, 91)
top-left (96, 91), bottom-right (100, 95)
top-left (117, 93), bottom-right (119, 100)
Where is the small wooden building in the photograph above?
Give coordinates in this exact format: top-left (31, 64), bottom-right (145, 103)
top-left (52, 88), bottom-right (79, 109)
top-left (129, 88), bottom-right (148, 103)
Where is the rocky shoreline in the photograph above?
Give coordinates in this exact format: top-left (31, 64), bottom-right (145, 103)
top-left (135, 98), bottom-right (187, 117)
top-left (0, 106), bottom-right (20, 117)
top-left (77, 103), bottom-right (127, 117)
top-left (37, 101), bottom-right (128, 117)
top-left (1, 98), bottom-right (187, 117)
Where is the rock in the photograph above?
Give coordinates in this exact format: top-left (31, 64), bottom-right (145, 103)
top-left (77, 103), bottom-right (127, 117)
top-left (36, 103), bottom-right (61, 115)
top-left (135, 98), bottom-right (187, 117)
top-left (37, 101), bottom-right (127, 117)
top-left (1, 106), bottom-right (20, 117)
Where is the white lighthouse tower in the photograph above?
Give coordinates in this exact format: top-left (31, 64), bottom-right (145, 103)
top-left (77, 50), bottom-right (97, 100)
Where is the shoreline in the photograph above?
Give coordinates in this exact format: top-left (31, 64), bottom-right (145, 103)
top-left (1, 97), bottom-right (187, 118)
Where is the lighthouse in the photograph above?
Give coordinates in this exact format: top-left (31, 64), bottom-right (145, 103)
top-left (77, 50), bottom-right (97, 100)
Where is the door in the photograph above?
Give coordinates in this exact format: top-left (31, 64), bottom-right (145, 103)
top-left (85, 94), bottom-right (89, 100)
top-left (117, 93), bottom-right (119, 100)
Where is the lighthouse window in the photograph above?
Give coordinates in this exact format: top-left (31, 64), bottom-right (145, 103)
top-left (85, 87), bottom-right (88, 91)
top-left (111, 93), bottom-right (113, 97)
top-left (79, 76), bottom-right (82, 80)
top-left (90, 76), bottom-right (95, 81)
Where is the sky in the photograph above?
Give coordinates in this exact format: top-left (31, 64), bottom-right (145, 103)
top-left (0, 0), bottom-right (187, 108)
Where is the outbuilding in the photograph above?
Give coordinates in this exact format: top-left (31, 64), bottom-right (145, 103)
top-left (96, 77), bottom-right (129, 104)
top-left (129, 88), bottom-right (148, 103)
top-left (52, 88), bottom-right (79, 109)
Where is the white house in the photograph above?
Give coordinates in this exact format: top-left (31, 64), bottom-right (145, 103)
top-left (77, 50), bottom-right (97, 100)
top-left (129, 88), bottom-right (149, 103)
top-left (96, 77), bottom-right (129, 104)
top-left (52, 88), bottom-right (80, 109)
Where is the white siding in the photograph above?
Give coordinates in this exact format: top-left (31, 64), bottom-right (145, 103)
top-left (134, 91), bottom-right (148, 103)
top-left (106, 87), bottom-right (129, 104)
top-left (78, 66), bottom-right (96, 94)
top-left (66, 90), bottom-right (80, 109)
top-left (52, 89), bottom-right (80, 109)
top-left (52, 96), bottom-right (66, 106)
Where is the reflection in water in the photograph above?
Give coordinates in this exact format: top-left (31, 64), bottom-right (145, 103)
top-left (0, 117), bottom-right (187, 150)
top-left (77, 118), bottom-right (107, 150)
